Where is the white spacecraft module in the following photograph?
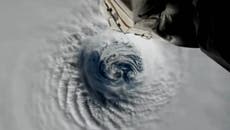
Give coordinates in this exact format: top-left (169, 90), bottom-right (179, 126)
top-left (103, 0), bottom-right (161, 39)
top-left (102, 0), bottom-right (198, 46)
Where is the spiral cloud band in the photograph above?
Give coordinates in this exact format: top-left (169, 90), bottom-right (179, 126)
top-left (47, 0), bottom-right (185, 129)
top-left (48, 31), bottom-right (184, 130)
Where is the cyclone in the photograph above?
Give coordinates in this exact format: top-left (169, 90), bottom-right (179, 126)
top-left (47, 0), bottom-right (185, 129)
top-left (48, 31), bottom-right (184, 130)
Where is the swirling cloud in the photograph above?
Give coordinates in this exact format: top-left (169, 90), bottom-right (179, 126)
top-left (48, 31), bottom-right (184, 130)
top-left (46, 0), bottom-right (185, 129)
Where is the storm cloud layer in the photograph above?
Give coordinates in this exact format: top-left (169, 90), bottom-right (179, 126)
top-left (1, 0), bottom-right (230, 130)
